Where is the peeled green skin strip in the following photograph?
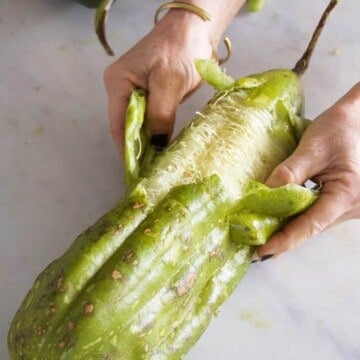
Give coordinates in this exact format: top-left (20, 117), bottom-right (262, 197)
top-left (125, 89), bottom-right (162, 186)
top-left (9, 65), bottom-right (313, 359)
top-left (238, 180), bottom-right (318, 217)
top-left (125, 89), bottom-right (147, 185)
top-left (195, 59), bottom-right (235, 91)
top-left (229, 181), bottom-right (319, 246)
top-left (94, 0), bottom-right (116, 55)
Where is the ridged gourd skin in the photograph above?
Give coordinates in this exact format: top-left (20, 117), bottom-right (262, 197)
top-left (8, 69), bottom-right (305, 359)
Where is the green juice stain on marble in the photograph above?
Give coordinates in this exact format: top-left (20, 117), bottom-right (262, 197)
top-left (239, 309), bottom-right (272, 329)
top-left (33, 124), bottom-right (44, 137)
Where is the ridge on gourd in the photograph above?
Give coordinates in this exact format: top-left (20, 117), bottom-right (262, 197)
top-left (8, 1), bottom-right (338, 359)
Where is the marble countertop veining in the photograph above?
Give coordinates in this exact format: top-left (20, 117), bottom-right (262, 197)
top-left (1, 0), bottom-right (360, 359)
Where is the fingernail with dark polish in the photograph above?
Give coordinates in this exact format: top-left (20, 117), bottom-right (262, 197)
top-left (150, 134), bottom-right (168, 149)
top-left (260, 254), bottom-right (274, 262)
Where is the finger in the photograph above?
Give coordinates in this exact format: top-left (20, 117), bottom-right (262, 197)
top-left (107, 93), bottom-right (128, 156)
top-left (265, 141), bottom-right (325, 188)
top-left (330, 204), bottom-right (360, 227)
top-left (257, 185), bottom-right (352, 256)
top-left (146, 71), bottom-right (187, 145)
top-left (106, 81), bottom-right (134, 157)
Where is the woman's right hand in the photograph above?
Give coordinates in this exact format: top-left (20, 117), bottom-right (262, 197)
top-left (103, 1), bottom-right (245, 156)
top-left (103, 12), bottom-right (214, 155)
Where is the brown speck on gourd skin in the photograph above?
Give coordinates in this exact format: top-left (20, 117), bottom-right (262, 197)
top-left (182, 245), bottom-right (189, 252)
top-left (68, 321), bottom-right (75, 330)
top-left (132, 202), bottom-right (144, 209)
top-left (117, 224), bottom-right (123, 231)
top-left (83, 302), bottom-right (95, 315)
top-left (35, 326), bottom-right (47, 336)
top-left (144, 228), bottom-right (151, 234)
top-left (122, 249), bottom-right (135, 262)
top-left (58, 341), bottom-right (66, 349)
top-left (48, 304), bottom-right (56, 315)
top-left (208, 246), bottom-right (222, 259)
top-left (56, 277), bottom-right (67, 294)
top-left (132, 260), bottom-right (139, 266)
top-left (111, 270), bottom-right (122, 280)
top-left (176, 272), bottom-right (197, 296)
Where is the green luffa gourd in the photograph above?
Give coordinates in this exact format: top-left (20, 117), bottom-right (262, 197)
top-left (7, 65), bottom-right (316, 359)
top-left (8, 1), bottom-right (338, 358)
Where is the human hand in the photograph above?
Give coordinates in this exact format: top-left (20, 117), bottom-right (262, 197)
top-left (257, 82), bottom-right (360, 259)
top-left (104, 1), bottom-right (245, 156)
top-left (103, 14), bottom-right (212, 155)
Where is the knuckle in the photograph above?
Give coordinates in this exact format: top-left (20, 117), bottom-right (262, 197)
top-left (103, 66), bottom-right (114, 87)
top-left (109, 121), bottom-right (121, 139)
top-left (341, 175), bottom-right (358, 196)
top-left (303, 212), bottom-right (326, 237)
top-left (277, 229), bottom-right (298, 253)
top-left (109, 127), bottom-right (118, 140)
top-left (273, 163), bottom-right (299, 184)
top-left (303, 138), bottom-right (325, 158)
top-left (263, 230), bottom-right (296, 256)
top-left (328, 165), bottom-right (360, 203)
top-left (103, 64), bottom-right (120, 92)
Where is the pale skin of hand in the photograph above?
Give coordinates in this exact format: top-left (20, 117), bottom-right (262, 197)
top-left (104, 0), bottom-right (245, 155)
top-left (257, 82), bottom-right (360, 258)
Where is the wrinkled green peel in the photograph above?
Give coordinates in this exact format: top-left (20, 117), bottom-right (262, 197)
top-left (125, 89), bottom-right (162, 186)
top-left (94, 0), bottom-right (116, 55)
top-left (229, 181), bottom-right (319, 246)
top-left (125, 89), bottom-right (147, 185)
top-left (195, 58), bottom-right (235, 91)
top-left (238, 180), bottom-right (319, 217)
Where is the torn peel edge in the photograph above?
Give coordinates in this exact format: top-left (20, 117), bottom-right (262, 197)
top-left (95, 0), bottom-right (116, 56)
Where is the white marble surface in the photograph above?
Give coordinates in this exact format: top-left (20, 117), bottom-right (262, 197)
top-left (1, 0), bottom-right (360, 359)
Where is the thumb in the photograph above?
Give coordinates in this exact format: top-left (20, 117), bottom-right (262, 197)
top-left (145, 71), bottom-right (187, 147)
top-left (265, 143), bottom-right (322, 187)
